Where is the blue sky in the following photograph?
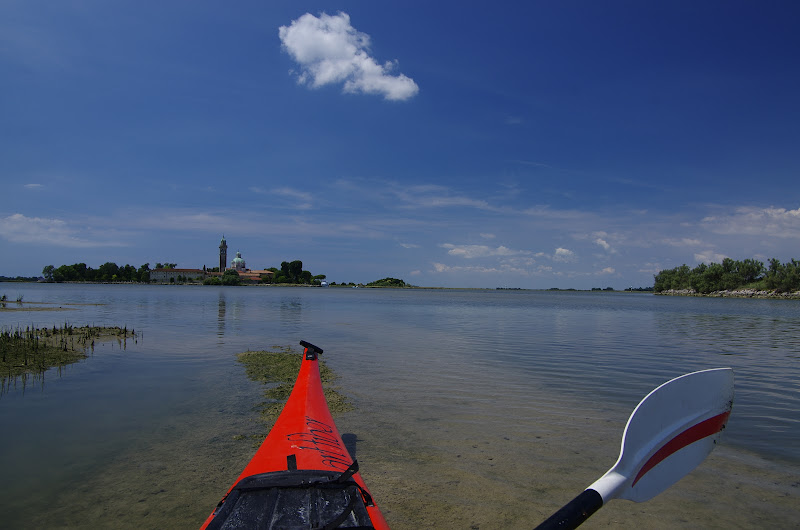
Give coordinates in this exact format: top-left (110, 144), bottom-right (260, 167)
top-left (2, 1), bottom-right (799, 288)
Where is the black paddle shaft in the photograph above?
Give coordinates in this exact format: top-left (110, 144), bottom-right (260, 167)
top-left (535, 488), bottom-right (604, 530)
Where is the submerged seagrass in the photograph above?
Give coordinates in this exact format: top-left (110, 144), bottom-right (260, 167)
top-left (237, 345), bottom-right (353, 434)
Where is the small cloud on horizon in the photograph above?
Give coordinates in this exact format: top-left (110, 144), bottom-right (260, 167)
top-left (594, 237), bottom-right (612, 252)
top-left (702, 205), bottom-right (800, 238)
top-left (440, 243), bottom-right (531, 259)
top-left (552, 247), bottom-right (576, 262)
top-left (0, 213), bottom-right (127, 248)
top-left (694, 250), bottom-right (728, 264)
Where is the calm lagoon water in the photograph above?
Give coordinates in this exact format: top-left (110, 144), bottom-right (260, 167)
top-left (1, 283), bottom-right (798, 528)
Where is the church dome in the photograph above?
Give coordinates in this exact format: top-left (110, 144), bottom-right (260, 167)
top-left (231, 251), bottom-right (246, 270)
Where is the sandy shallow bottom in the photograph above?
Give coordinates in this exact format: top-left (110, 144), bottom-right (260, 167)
top-left (343, 393), bottom-right (800, 529)
top-left (8, 382), bottom-right (798, 530)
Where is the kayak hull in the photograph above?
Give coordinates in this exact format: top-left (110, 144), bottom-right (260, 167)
top-left (201, 341), bottom-right (389, 529)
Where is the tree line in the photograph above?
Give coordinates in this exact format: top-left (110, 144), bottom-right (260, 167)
top-left (269, 260), bottom-right (325, 285)
top-left (42, 263), bottom-right (154, 283)
top-left (365, 277), bottom-right (406, 287)
top-left (654, 258), bottom-right (800, 294)
top-left (39, 259), bottom-right (328, 286)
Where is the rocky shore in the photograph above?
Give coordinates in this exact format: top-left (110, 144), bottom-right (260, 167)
top-left (657, 288), bottom-right (800, 299)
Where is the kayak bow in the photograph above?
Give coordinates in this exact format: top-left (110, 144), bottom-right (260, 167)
top-left (201, 341), bottom-right (389, 529)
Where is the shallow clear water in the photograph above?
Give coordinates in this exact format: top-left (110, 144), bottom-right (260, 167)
top-left (1, 283), bottom-right (798, 528)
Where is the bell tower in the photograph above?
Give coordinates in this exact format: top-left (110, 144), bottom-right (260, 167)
top-left (219, 236), bottom-right (228, 272)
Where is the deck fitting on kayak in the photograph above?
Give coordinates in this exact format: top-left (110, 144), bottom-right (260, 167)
top-left (300, 340), bottom-right (324, 360)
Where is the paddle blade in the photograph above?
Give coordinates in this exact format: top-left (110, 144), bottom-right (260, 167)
top-left (591, 368), bottom-right (734, 503)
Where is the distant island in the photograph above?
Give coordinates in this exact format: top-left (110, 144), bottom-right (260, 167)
top-left (26, 237), bottom-right (420, 288)
top-left (36, 260), bottom-right (330, 286)
top-left (654, 257), bottom-right (800, 298)
top-left (25, 262), bottom-right (415, 289)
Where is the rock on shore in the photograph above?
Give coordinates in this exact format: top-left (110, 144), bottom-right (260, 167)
top-left (657, 289), bottom-right (800, 299)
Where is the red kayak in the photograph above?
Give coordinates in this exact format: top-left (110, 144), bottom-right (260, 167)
top-left (201, 341), bottom-right (389, 529)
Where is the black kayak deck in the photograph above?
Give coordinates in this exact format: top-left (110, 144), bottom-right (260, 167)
top-left (205, 469), bottom-right (376, 530)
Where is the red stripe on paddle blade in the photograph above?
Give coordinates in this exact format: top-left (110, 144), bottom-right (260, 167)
top-left (632, 411), bottom-right (730, 487)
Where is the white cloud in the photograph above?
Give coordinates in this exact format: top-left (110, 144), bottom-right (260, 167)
top-left (24, 183), bottom-right (43, 189)
top-left (432, 262), bottom-right (511, 274)
top-left (273, 187), bottom-right (313, 203)
top-left (274, 187), bottom-right (314, 210)
top-left (639, 263), bottom-right (662, 275)
top-left (248, 186), bottom-right (313, 209)
top-left (572, 231), bottom-right (619, 254)
top-left (599, 267), bottom-right (615, 275)
top-left (552, 247), bottom-right (576, 262)
top-left (522, 205), bottom-right (586, 220)
top-left (662, 237), bottom-right (704, 247)
top-left (0, 213), bottom-right (125, 248)
top-left (279, 12), bottom-right (419, 101)
top-left (506, 256), bottom-right (536, 267)
top-left (594, 237), bottom-right (611, 251)
top-left (431, 261), bottom-right (552, 277)
top-left (128, 207), bottom-right (387, 240)
top-left (694, 250), bottom-right (728, 264)
top-left (440, 243), bottom-right (530, 259)
top-left (392, 184), bottom-right (492, 210)
top-left (480, 233), bottom-right (496, 239)
top-left (702, 206), bottom-right (800, 238)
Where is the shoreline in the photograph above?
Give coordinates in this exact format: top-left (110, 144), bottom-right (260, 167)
top-left (2, 281), bottom-right (652, 292)
top-left (656, 288), bottom-right (800, 299)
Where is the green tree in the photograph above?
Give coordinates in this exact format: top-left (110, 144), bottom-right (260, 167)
top-left (137, 263), bottom-right (151, 283)
top-left (119, 264), bottom-right (136, 282)
top-left (53, 264), bottom-right (77, 282)
top-left (653, 264), bottom-right (691, 292)
top-left (366, 277), bottom-right (406, 288)
top-left (765, 258), bottom-right (800, 292)
top-left (738, 259), bottom-right (765, 284)
top-left (655, 257), bottom-right (797, 294)
top-left (98, 262), bottom-right (120, 282)
top-left (688, 263), bottom-right (708, 292)
top-left (42, 265), bottom-right (55, 282)
top-left (221, 269), bottom-right (240, 286)
top-left (278, 260), bottom-right (305, 283)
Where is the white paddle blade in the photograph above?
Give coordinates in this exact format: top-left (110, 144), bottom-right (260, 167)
top-left (590, 368), bottom-right (734, 503)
